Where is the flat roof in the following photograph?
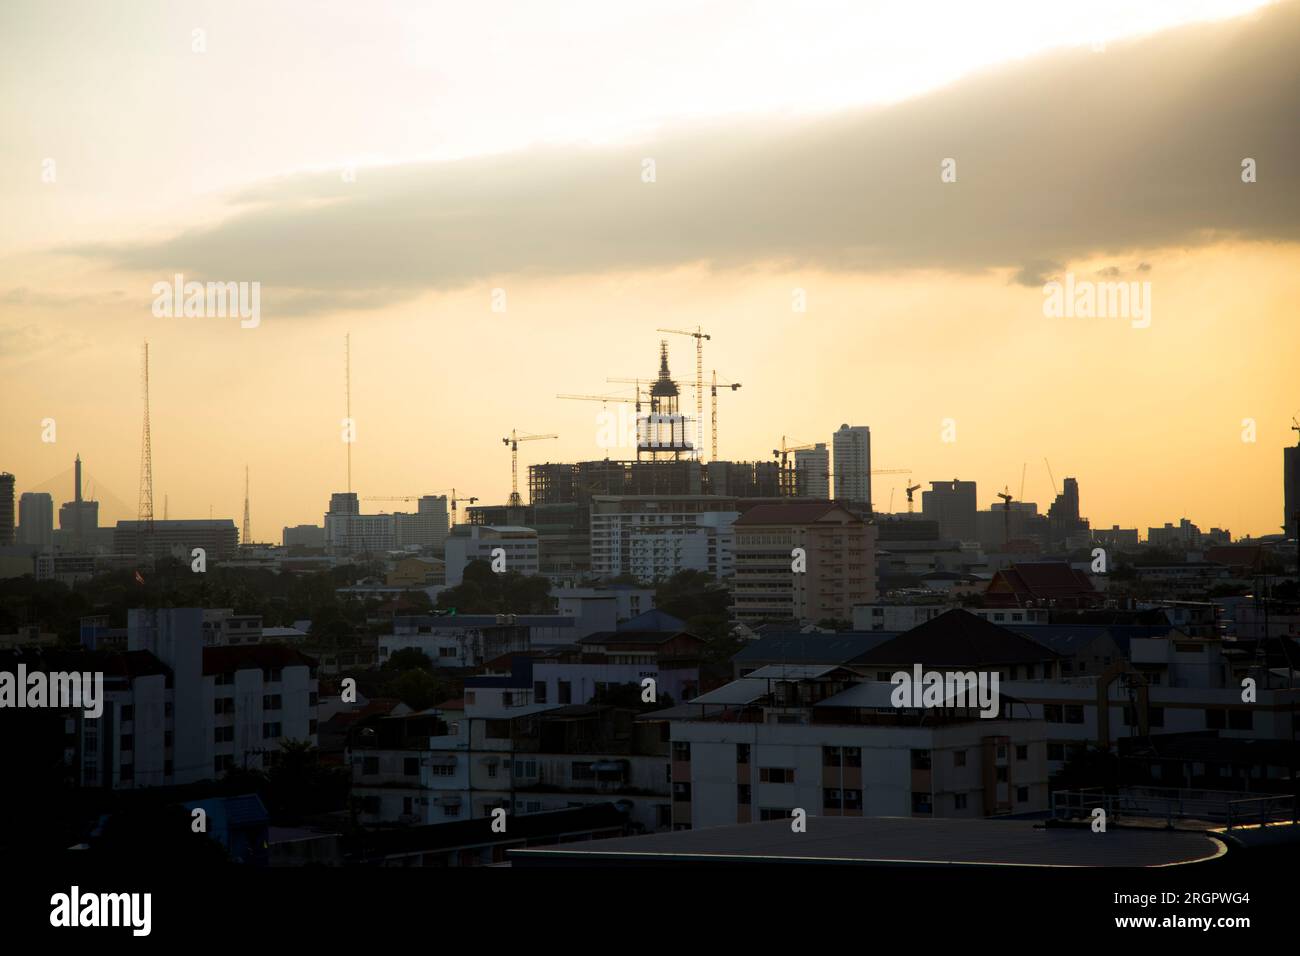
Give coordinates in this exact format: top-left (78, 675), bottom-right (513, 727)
top-left (509, 817), bottom-right (1226, 868)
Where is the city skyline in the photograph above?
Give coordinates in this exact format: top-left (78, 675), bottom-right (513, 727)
top-left (3, 0), bottom-right (1299, 538)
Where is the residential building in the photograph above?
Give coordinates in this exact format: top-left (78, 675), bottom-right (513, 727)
top-left (983, 562), bottom-right (1103, 609)
top-left (18, 492), bottom-right (54, 549)
top-left (444, 525), bottom-right (540, 584)
top-left (283, 524), bottom-right (325, 549)
top-left (113, 519), bottom-right (240, 561)
top-left (832, 424), bottom-right (871, 507)
top-left (921, 480), bottom-right (978, 543)
top-left (731, 502), bottom-right (877, 625)
top-left (0, 472), bottom-right (13, 545)
top-left (793, 443), bottom-right (829, 498)
top-left (589, 495), bottom-right (738, 583)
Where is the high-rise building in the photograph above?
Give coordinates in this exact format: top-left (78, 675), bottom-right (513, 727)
top-left (0, 473), bottom-right (14, 545)
top-left (18, 492), bottom-right (54, 548)
top-left (1285, 442), bottom-right (1300, 537)
top-left (921, 480), bottom-right (978, 542)
top-left (832, 424), bottom-right (871, 508)
top-left (394, 495), bottom-right (450, 550)
top-left (57, 455), bottom-right (98, 550)
top-left (793, 443), bottom-right (830, 498)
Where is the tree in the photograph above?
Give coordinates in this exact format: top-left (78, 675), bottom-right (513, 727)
top-left (383, 647), bottom-right (434, 672)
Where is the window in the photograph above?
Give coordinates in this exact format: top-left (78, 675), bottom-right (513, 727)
top-left (954, 793), bottom-right (968, 810)
top-left (843, 746), bottom-right (861, 767)
top-left (738, 784), bottom-right (751, 805)
top-left (487, 763), bottom-right (498, 778)
top-left (911, 792), bottom-right (932, 814)
top-left (404, 757), bottom-right (419, 776)
top-left (1044, 704), bottom-right (1063, 723)
top-left (502, 692), bottom-right (513, 707)
top-left (214, 755), bottom-right (234, 774)
top-left (1064, 705), bottom-right (1085, 724)
top-left (403, 797), bottom-right (414, 816)
top-left (120, 735), bottom-right (133, 752)
top-left (533, 681), bottom-right (547, 704)
top-left (263, 694), bottom-right (282, 710)
top-left (464, 691), bottom-right (476, 704)
top-left (823, 746), bottom-right (841, 767)
top-left (673, 782), bottom-right (692, 801)
top-left (164, 732), bottom-right (173, 748)
top-left (996, 766), bottom-right (1008, 782)
top-left (1048, 743), bottom-right (1065, 761)
top-left (309, 692), bottom-right (318, 707)
top-left (265, 668), bottom-right (283, 682)
top-left (572, 762), bottom-right (595, 781)
top-left (263, 722), bottom-right (282, 739)
top-left (953, 749), bottom-right (967, 768)
top-left (120, 763), bottom-right (134, 782)
top-left (164, 702), bottom-right (173, 717)
top-left (1015, 745), bottom-right (1028, 761)
top-left (1206, 709), bottom-right (1226, 730)
top-left (214, 726), bottom-right (234, 743)
top-left (759, 767), bottom-right (794, 784)
top-left (736, 743), bottom-right (750, 764)
top-left (910, 749), bottom-right (931, 770)
top-left (558, 681), bottom-right (572, 705)
top-left (1228, 710), bottom-right (1253, 731)
top-left (484, 719), bottom-right (510, 739)
top-left (362, 756), bottom-right (379, 775)
top-left (309, 719), bottom-right (317, 734)
top-left (673, 741), bottom-right (691, 761)
top-left (1017, 786), bottom-right (1030, 803)
top-left (213, 698), bottom-right (234, 715)
top-left (121, 705), bottom-right (134, 721)
top-left (759, 808), bottom-right (792, 821)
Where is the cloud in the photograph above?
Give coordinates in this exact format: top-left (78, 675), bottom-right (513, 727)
top-left (69, 2), bottom-right (1300, 315)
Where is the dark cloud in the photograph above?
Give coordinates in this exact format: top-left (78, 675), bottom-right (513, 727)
top-left (69, 2), bottom-right (1300, 315)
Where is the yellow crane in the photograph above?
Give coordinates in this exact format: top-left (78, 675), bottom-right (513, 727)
top-left (362, 489), bottom-right (479, 525)
top-left (503, 430), bottom-right (557, 507)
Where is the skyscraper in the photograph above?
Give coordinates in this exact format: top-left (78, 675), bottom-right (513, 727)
top-left (0, 473), bottom-right (14, 545)
top-left (793, 443), bottom-right (830, 498)
top-left (1285, 442), bottom-right (1299, 537)
top-left (57, 454), bottom-right (98, 550)
top-left (833, 424), bottom-right (872, 507)
top-left (18, 492), bottom-right (54, 548)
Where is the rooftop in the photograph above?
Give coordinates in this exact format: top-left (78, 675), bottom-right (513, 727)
top-left (508, 816), bottom-right (1226, 868)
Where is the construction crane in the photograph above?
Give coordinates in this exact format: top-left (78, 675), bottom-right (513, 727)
top-left (1044, 458), bottom-right (1059, 497)
top-left (905, 482), bottom-right (922, 513)
top-left (997, 486), bottom-right (1014, 548)
top-left (709, 371), bottom-right (742, 461)
top-left (658, 327), bottom-right (710, 459)
top-left (503, 430), bottom-right (557, 507)
top-left (772, 436), bottom-right (817, 496)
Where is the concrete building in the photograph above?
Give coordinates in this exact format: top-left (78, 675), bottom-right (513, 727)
top-left (832, 424), bottom-right (871, 507)
top-left (0, 472), bottom-right (13, 545)
top-left (18, 491), bottom-right (54, 549)
top-left (1285, 441), bottom-right (1299, 537)
top-left (1093, 525), bottom-right (1140, 549)
top-left (394, 495), bottom-right (450, 550)
top-left (282, 524), bottom-right (325, 549)
top-left (589, 495), bottom-right (738, 584)
top-left (114, 519), bottom-right (240, 561)
top-left (1148, 518), bottom-right (1203, 549)
top-left (444, 525), bottom-right (540, 585)
top-left (793, 443), bottom-right (830, 499)
top-left (731, 502), bottom-right (878, 625)
top-left (922, 480), bottom-right (977, 543)
top-left (387, 555), bottom-right (446, 587)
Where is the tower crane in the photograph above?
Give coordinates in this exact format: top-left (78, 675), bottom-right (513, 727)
top-left (503, 430), bottom-right (558, 507)
top-left (658, 327), bottom-right (710, 459)
top-left (905, 482), bottom-right (922, 513)
top-left (362, 489), bottom-right (479, 525)
top-left (997, 486), bottom-right (1014, 548)
top-left (709, 371), bottom-right (742, 461)
top-left (772, 436), bottom-right (817, 496)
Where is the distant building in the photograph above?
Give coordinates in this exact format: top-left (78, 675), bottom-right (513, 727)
top-left (324, 493), bottom-right (394, 554)
top-left (731, 502), bottom-right (877, 625)
top-left (832, 424), bottom-right (871, 507)
top-left (1093, 525), bottom-right (1140, 549)
top-left (589, 495), bottom-right (738, 583)
top-left (387, 555), bottom-right (445, 587)
top-left (793, 444), bottom-right (829, 498)
top-left (1148, 518), bottom-right (1201, 549)
top-left (921, 480), bottom-right (977, 543)
top-left (1285, 441), bottom-right (1299, 537)
top-left (18, 492), bottom-right (54, 548)
top-left (394, 495), bottom-right (449, 550)
top-left (984, 562), bottom-right (1103, 610)
top-left (0, 473), bottom-right (13, 545)
top-left (444, 525), bottom-right (539, 585)
top-left (114, 519), bottom-right (239, 561)
top-left (283, 524), bottom-right (325, 549)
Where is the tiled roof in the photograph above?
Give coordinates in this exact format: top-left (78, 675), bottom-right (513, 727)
top-left (855, 609), bottom-right (1060, 666)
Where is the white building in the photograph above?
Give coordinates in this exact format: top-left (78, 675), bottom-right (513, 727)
top-left (590, 496), bottom-right (738, 583)
top-left (793, 443), bottom-right (830, 498)
top-left (444, 525), bottom-right (539, 585)
top-left (833, 424), bottom-right (871, 506)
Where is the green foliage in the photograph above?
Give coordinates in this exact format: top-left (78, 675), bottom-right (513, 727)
top-left (435, 560), bottom-right (553, 614)
top-left (382, 647), bottom-right (434, 672)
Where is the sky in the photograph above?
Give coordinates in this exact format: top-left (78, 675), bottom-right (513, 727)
top-left (1, 0), bottom-right (1298, 541)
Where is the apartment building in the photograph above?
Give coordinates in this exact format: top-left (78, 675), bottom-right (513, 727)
top-left (589, 495), bottom-right (739, 583)
top-left (731, 502), bottom-right (877, 625)
top-left (444, 525), bottom-right (539, 584)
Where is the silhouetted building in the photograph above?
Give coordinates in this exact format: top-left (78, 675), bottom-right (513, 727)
top-left (833, 424), bottom-right (871, 507)
top-left (0, 473), bottom-right (14, 545)
top-left (794, 443), bottom-right (830, 498)
top-left (921, 480), bottom-right (977, 542)
top-left (18, 492), bottom-right (54, 548)
top-left (1286, 442), bottom-right (1300, 537)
